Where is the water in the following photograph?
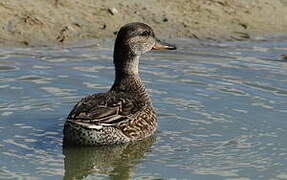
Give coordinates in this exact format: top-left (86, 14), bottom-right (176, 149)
top-left (0, 38), bottom-right (287, 180)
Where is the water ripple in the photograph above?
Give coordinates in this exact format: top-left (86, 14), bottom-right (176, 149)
top-left (0, 39), bottom-right (287, 179)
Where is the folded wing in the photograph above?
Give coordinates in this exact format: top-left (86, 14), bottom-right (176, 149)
top-left (67, 92), bottom-right (144, 126)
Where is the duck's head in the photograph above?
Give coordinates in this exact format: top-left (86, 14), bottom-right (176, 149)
top-left (114, 22), bottom-right (176, 59)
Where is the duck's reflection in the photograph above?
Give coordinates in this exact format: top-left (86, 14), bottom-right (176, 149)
top-left (63, 136), bottom-right (155, 180)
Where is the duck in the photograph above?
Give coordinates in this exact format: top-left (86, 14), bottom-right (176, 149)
top-left (63, 22), bottom-right (176, 145)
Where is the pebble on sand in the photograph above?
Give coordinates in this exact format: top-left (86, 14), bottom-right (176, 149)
top-left (108, 8), bottom-right (118, 15)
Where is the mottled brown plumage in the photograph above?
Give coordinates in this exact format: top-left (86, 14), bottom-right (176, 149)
top-left (64, 22), bottom-right (176, 145)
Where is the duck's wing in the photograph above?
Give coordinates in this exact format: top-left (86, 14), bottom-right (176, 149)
top-left (67, 93), bottom-right (144, 126)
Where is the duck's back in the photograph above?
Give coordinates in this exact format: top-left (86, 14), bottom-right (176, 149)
top-left (64, 90), bottom-right (157, 145)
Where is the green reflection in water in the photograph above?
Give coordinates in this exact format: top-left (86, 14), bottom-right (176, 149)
top-left (63, 136), bottom-right (155, 180)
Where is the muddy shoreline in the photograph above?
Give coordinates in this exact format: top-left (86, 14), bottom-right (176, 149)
top-left (0, 0), bottom-right (287, 46)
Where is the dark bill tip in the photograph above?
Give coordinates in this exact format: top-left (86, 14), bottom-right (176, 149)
top-left (152, 39), bottom-right (177, 50)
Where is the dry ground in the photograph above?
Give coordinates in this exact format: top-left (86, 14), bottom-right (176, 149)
top-left (0, 0), bottom-right (287, 46)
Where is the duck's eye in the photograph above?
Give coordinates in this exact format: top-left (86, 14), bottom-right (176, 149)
top-left (141, 31), bottom-right (150, 36)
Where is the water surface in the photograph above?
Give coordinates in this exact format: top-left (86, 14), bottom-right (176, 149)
top-left (0, 38), bottom-right (287, 179)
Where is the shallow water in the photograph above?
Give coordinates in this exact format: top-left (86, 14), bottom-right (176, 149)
top-left (0, 38), bottom-right (287, 180)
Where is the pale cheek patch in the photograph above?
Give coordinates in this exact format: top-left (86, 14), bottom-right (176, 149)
top-left (129, 37), bottom-right (154, 55)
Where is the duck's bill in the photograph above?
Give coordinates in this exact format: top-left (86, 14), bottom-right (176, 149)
top-left (152, 39), bottom-right (176, 50)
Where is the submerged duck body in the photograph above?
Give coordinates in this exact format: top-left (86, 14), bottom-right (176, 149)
top-left (64, 22), bottom-right (176, 145)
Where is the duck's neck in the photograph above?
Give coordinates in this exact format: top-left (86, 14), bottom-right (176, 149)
top-left (114, 54), bottom-right (140, 76)
top-left (111, 51), bottom-right (147, 96)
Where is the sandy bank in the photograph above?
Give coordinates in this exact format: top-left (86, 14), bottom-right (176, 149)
top-left (0, 0), bottom-right (287, 46)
